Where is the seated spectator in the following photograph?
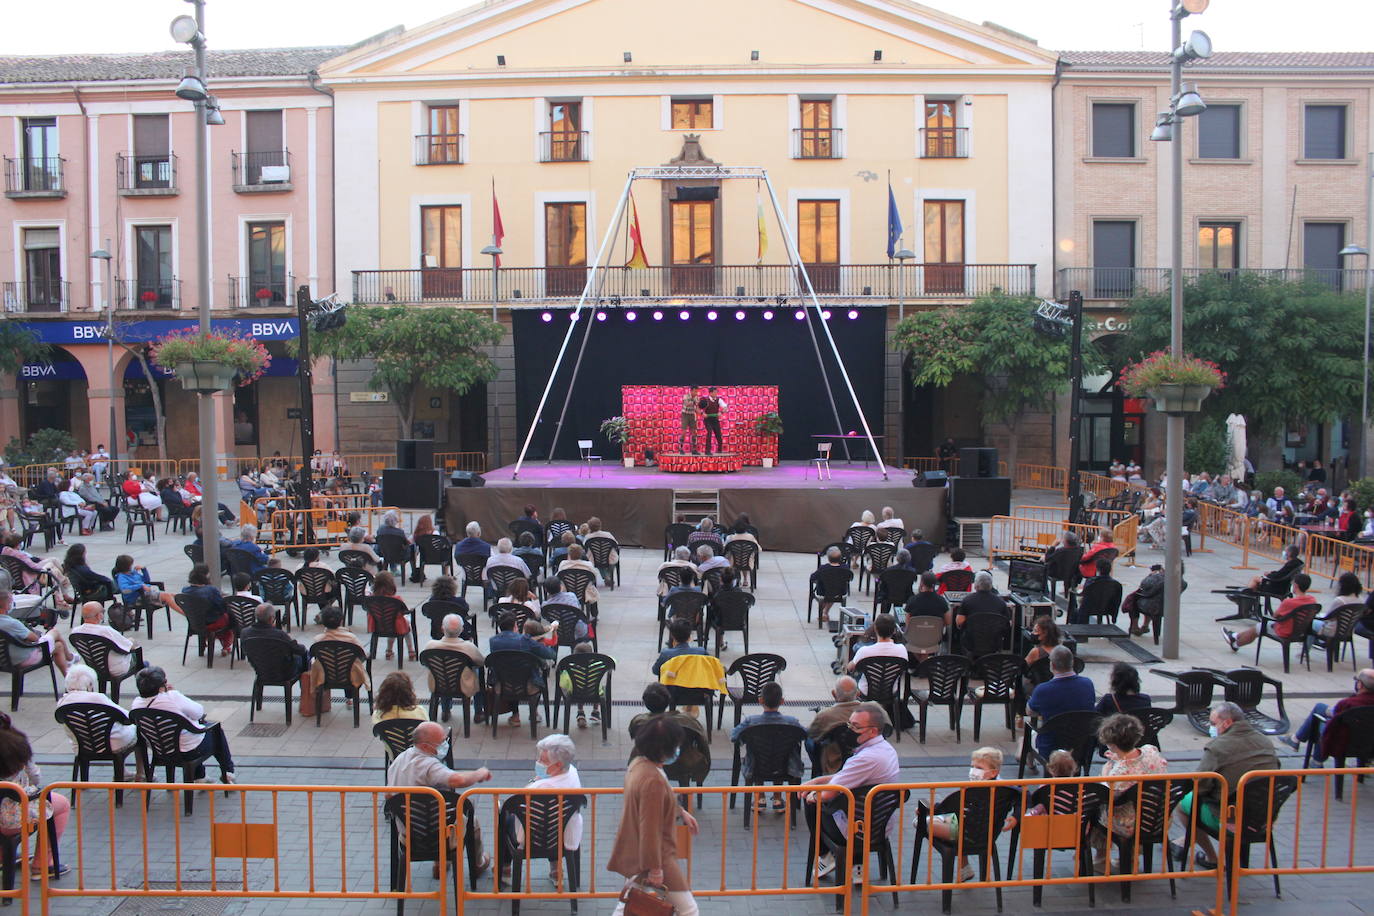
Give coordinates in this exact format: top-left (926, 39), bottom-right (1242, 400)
top-left (1044, 531), bottom-right (1082, 575)
top-left (935, 548), bottom-right (973, 578)
top-left (556, 544), bottom-right (603, 603)
top-left (1077, 529), bottom-right (1118, 580)
top-left (1023, 615), bottom-right (1061, 668)
top-left (1313, 571), bottom-right (1364, 641)
top-left (849, 509), bottom-right (877, 533)
top-left (386, 720), bottom-right (492, 875)
top-left (511, 733), bottom-right (583, 851)
top-left (371, 571), bottom-right (414, 661)
top-left (511, 532), bottom-right (544, 576)
top-left (62, 545), bottom-right (113, 602)
top-left (799, 702), bottom-right (900, 879)
top-left (1124, 563), bottom-right (1167, 636)
top-left (903, 530), bottom-right (937, 571)
top-left (131, 666), bottom-right (235, 784)
top-left (56, 664), bottom-right (137, 756)
top-left (919, 747), bottom-right (1017, 881)
top-left (58, 484), bottom-right (98, 536)
top-left (628, 683), bottom-right (711, 777)
top-left (809, 546), bottom-right (852, 626)
top-left (726, 517), bottom-right (759, 545)
top-left (242, 602), bottom-right (308, 677)
top-left (0, 586), bottom-right (72, 675)
top-left (558, 640), bottom-right (610, 728)
top-left (114, 554), bottom-right (180, 614)
top-left (503, 577), bottom-right (541, 614)
top-left (1096, 714), bottom-right (1167, 857)
top-left (424, 613), bottom-right (486, 721)
top-left (177, 563), bottom-right (235, 657)
top-left (657, 547), bottom-right (697, 596)
top-left (228, 526), bottom-right (271, 577)
top-left (544, 577), bottom-right (581, 612)
top-left (548, 530), bottom-right (576, 569)
top-left (686, 517), bottom-right (724, 552)
top-left (311, 606), bottom-right (372, 694)
top-left (583, 517), bottom-right (619, 560)
top-left (488, 611), bottom-right (557, 728)
top-left (1283, 667), bottom-right (1374, 755)
top-left (1209, 475), bottom-right (1237, 506)
top-left (806, 676), bottom-right (868, 775)
top-left (875, 506), bottom-right (904, 531)
top-left (231, 572), bottom-right (263, 603)
top-left (2, 534), bottom-right (74, 609)
top-left (1026, 646), bottom-right (1095, 759)
top-left (373, 671), bottom-right (426, 724)
top-left (846, 613), bottom-right (907, 694)
top-left (512, 505), bottom-right (544, 545)
top-left (73, 472), bottom-right (118, 531)
top-left (452, 522), bottom-right (492, 560)
top-left (652, 616), bottom-right (707, 677)
top-left (336, 528), bottom-right (379, 572)
top-left (695, 544), bottom-right (729, 576)
top-left (484, 538), bottom-right (531, 582)
top-left (731, 682), bottom-right (804, 811)
top-left (1095, 661), bottom-right (1152, 716)
top-left (955, 571), bottom-right (1008, 628)
top-left (0, 714), bottom-right (71, 879)
top-left (71, 601), bottom-right (142, 676)
top-left (904, 572), bottom-right (951, 626)
top-left (377, 509), bottom-right (411, 549)
top-left (1224, 573), bottom-right (1315, 652)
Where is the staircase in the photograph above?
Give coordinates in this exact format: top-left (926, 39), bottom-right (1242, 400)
top-left (672, 489), bottom-right (720, 526)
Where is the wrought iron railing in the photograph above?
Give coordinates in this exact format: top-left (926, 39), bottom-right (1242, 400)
top-left (919, 126), bottom-right (969, 158)
top-left (1, 280), bottom-right (69, 313)
top-left (3, 156), bottom-right (64, 193)
top-left (538, 131), bottom-right (589, 162)
top-left (231, 149), bottom-right (291, 187)
top-left (792, 127), bottom-right (843, 159)
top-left (116, 152), bottom-right (177, 192)
top-left (118, 278), bottom-right (180, 310)
top-left (1057, 266), bottom-right (1370, 299)
top-left (413, 133), bottom-right (465, 165)
top-left (229, 275), bottom-right (295, 308)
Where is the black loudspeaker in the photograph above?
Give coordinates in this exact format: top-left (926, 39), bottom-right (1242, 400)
top-left (917, 470), bottom-right (948, 488)
top-left (958, 447), bottom-right (999, 478)
top-left (382, 469), bottom-right (443, 509)
top-left (948, 477), bottom-right (1012, 518)
top-left (396, 439), bottom-right (435, 470)
top-left (449, 470), bottom-right (485, 488)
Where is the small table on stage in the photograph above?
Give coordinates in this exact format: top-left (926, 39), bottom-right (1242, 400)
top-left (811, 433), bottom-right (884, 466)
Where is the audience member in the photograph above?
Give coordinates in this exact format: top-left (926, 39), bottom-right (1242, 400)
top-left (513, 733), bottom-right (583, 852)
top-left (241, 602), bottom-right (308, 678)
top-left (422, 613), bottom-right (486, 721)
top-left (177, 563), bottom-right (235, 656)
top-left (484, 538), bottom-right (532, 580)
top-left (56, 664), bottom-right (137, 759)
top-left (1224, 573), bottom-right (1314, 652)
top-left (386, 721), bottom-right (492, 875)
top-left (695, 544), bottom-right (729, 576)
top-left (1095, 661), bottom-right (1152, 716)
top-left (0, 586), bottom-right (72, 675)
top-left (71, 601), bottom-right (142, 676)
top-left (656, 547), bottom-right (697, 596)
top-left (687, 517), bottom-right (724, 552)
top-left (373, 671), bottom-right (426, 723)
top-left (0, 714), bottom-right (70, 878)
top-left (652, 616), bottom-right (707, 676)
top-left (489, 611), bottom-right (556, 727)
top-left (311, 606), bottom-right (372, 694)
top-left (1023, 615), bottom-right (1061, 668)
top-left (628, 683), bottom-right (710, 775)
top-left (1283, 668), bottom-right (1374, 756)
top-left (228, 526), bottom-right (271, 576)
top-left (731, 682), bottom-right (803, 811)
top-left (1096, 714), bottom-right (1167, 856)
top-left (919, 747), bottom-right (1017, 882)
top-left (875, 506), bottom-right (904, 531)
top-left (1026, 646), bottom-right (1095, 760)
top-left (809, 546), bottom-right (852, 626)
top-left (453, 522), bottom-right (492, 560)
top-left (131, 666), bottom-right (236, 784)
top-left (904, 572), bottom-right (951, 625)
top-left (954, 571), bottom-right (1007, 628)
top-left (806, 676), bottom-right (868, 775)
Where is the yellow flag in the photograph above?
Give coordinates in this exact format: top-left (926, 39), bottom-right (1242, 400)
top-left (756, 194), bottom-right (768, 264)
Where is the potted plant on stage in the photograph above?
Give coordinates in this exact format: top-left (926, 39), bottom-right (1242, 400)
top-left (151, 329), bottom-right (271, 394)
top-left (1119, 350), bottom-right (1225, 415)
top-left (755, 410), bottom-right (783, 468)
top-left (600, 416), bottom-right (633, 468)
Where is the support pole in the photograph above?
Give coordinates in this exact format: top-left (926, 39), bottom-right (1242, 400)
top-left (1162, 2), bottom-right (1185, 660)
top-left (294, 285), bottom-right (316, 513)
top-left (191, 0), bottom-right (220, 585)
top-left (1067, 290), bottom-right (1085, 519)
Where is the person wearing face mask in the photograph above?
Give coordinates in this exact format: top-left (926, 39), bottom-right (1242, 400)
top-left (507, 734), bottom-right (583, 857)
top-left (917, 747), bottom-right (1018, 882)
top-left (1170, 702), bottom-right (1278, 868)
top-left (386, 720), bottom-right (493, 876)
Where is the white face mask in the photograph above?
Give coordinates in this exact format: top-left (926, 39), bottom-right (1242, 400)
top-left (435, 739), bottom-right (451, 760)
top-left (968, 766), bottom-right (987, 781)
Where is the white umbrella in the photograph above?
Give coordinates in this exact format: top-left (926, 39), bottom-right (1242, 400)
top-left (1226, 413), bottom-right (1247, 481)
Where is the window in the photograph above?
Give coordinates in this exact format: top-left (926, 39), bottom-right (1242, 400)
top-left (1197, 104), bottom-right (1240, 159)
top-left (544, 202), bottom-right (587, 296)
top-left (798, 99), bottom-right (837, 158)
top-left (247, 221), bottom-right (286, 304)
top-left (20, 117), bottom-right (59, 191)
top-left (1091, 103), bottom-right (1135, 158)
top-left (923, 200), bottom-right (964, 294)
top-left (1304, 222), bottom-right (1347, 290)
top-left (546, 101), bottom-right (584, 162)
top-left (923, 100), bottom-right (964, 158)
top-left (1304, 105), bottom-right (1347, 160)
top-left (134, 225), bottom-right (174, 308)
top-left (671, 99), bottom-right (713, 129)
top-left (423, 105), bottom-right (462, 164)
top-left (242, 110), bottom-right (285, 184)
top-left (1092, 220), bottom-right (1136, 298)
top-left (671, 200), bottom-right (714, 294)
top-left (420, 206), bottom-right (462, 298)
top-left (129, 114), bottom-right (172, 189)
top-left (21, 228), bottom-right (62, 312)
top-left (1198, 222), bottom-right (1240, 271)
top-left (798, 200), bottom-right (840, 293)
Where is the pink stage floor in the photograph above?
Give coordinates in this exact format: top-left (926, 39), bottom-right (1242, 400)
top-left (485, 459), bottom-right (908, 489)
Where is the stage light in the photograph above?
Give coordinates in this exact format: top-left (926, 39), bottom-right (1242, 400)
top-left (541, 312), bottom-right (552, 322)
top-left (794, 310), bottom-right (805, 320)
top-left (763, 310), bottom-right (774, 320)
top-left (821, 310), bottom-right (832, 320)
top-left (652, 310), bottom-right (663, 321)
top-left (596, 311), bottom-right (607, 321)
top-left (679, 310), bottom-right (690, 321)
top-left (734, 310), bottom-right (746, 321)
top-left (847, 309), bottom-right (859, 320)
top-left (706, 310), bottom-right (718, 321)
top-left (569, 312), bottom-right (578, 321)
top-left (626, 310), bottom-right (637, 321)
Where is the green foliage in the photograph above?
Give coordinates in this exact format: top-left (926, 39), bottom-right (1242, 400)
top-left (1254, 469), bottom-right (1303, 500)
top-left (1183, 417), bottom-right (1231, 475)
top-left (3, 428), bottom-right (77, 468)
top-left (600, 416), bottom-right (629, 446)
top-left (754, 411), bottom-right (784, 437)
top-left (307, 307), bottom-right (502, 431)
top-left (1125, 273), bottom-right (1364, 438)
top-left (1348, 477), bottom-right (1374, 513)
top-left (0, 320), bottom-right (50, 375)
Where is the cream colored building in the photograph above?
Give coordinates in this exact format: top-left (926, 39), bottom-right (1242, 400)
top-left (321, 0), bottom-right (1058, 463)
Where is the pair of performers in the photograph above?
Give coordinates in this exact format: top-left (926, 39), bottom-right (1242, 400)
top-left (679, 385), bottom-right (726, 454)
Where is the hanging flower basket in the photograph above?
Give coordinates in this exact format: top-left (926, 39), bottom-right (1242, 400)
top-left (1119, 350), bottom-right (1225, 414)
top-left (1145, 383), bottom-right (1214, 414)
top-left (151, 329), bottom-right (271, 392)
top-left (255, 287), bottom-right (273, 301)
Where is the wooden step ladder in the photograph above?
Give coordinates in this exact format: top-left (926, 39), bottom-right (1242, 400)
top-left (672, 489), bottom-right (720, 526)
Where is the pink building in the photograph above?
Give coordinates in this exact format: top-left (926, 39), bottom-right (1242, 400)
top-left (0, 47), bottom-right (339, 461)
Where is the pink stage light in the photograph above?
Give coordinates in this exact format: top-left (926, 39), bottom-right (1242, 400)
top-left (762, 310), bottom-right (774, 320)
top-left (679, 310), bottom-right (690, 321)
top-left (596, 311), bottom-right (607, 321)
top-left (569, 311), bottom-right (578, 320)
top-left (821, 310), bottom-right (832, 320)
top-left (541, 312), bottom-right (552, 322)
top-left (706, 310), bottom-right (718, 321)
top-left (734, 310), bottom-right (746, 321)
top-left (625, 310), bottom-right (637, 321)
top-left (652, 310), bottom-right (664, 321)
top-left (847, 309), bottom-right (859, 320)
top-left (794, 310), bottom-right (806, 320)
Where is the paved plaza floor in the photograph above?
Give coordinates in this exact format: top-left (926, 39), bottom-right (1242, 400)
top-left (5, 490), bottom-right (1370, 914)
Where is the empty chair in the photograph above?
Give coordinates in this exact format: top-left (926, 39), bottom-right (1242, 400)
top-left (1207, 666), bottom-right (1289, 735)
top-left (858, 542), bottom-right (896, 594)
top-left (124, 506), bottom-right (156, 544)
top-left (806, 441), bottom-right (832, 480)
top-left (419, 597), bottom-right (468, 642)
top-left (905, 617), bottom-right (946, 663)
top-left (454, 555), bottom-right (489, 604)
top-left (966, 652), bottom-right (1023, 741)
top-left (911, 654), bottom-right (972, 743)
top-left (576, 439), bottom-right (603, 478)
top-left (1154, 667), bottom-right (1231, 735)
top-left (336, 566), bottom-right (374, 627)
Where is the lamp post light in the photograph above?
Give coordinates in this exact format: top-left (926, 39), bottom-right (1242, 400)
top-left (171, 0), bottom-right (223, 584)
top-left (1148, 0), bottom-right (1213, 660)
top-left (894, 247), bottom-right (915, 323)
top-left (481, 243), bottom-right (504, 467)
top-left (90, 244), bottom-right (116, 480)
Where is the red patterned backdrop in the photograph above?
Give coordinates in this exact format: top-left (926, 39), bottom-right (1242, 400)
top-left (621, 385), bottom-right (779, 466)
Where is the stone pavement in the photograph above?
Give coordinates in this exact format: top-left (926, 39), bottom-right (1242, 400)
top-left (4, 491), bottom-right (1370, 914)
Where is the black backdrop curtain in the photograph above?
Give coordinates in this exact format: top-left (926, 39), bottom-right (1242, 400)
top-left (511, 306), bottom-right (886, 461)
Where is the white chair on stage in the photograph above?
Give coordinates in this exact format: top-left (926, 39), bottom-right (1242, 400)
top-left (577, 439), bottom-right (605, 478)
top-left (804, 441), bottom-right (832, 481)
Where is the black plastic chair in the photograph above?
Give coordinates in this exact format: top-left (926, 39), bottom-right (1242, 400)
top-left (1107, 780), bottom-right (1177, 902)
top-left (225, 548), bottom-right (260, 581)
top-left (1301, 705), bottom-right (1374, 799)
top-left (857, 542), bottom-right (896, 594)
top-left (363, 595), bottom-right (417, 668)
top-left (960, 614), bottom-right (1011, 659)
top-left (812, 785), bottom-right (907, 912)
top-left (967, 652), bottom-right (1023, 741)
top-left (294, 567), bottom-right (337, 630)
top-left (1191, 773), bottom-right (1296, 901)
top-left (485, 650), bottom-right (549, 740)
top-left (375, 532), bottom-right (412, 578)
top-left (874, 567), bottom-right (918, 616)
top-left (68, 632), bottom-right (144, 702)
top-left (1302, 602), bottom-right (1364, 672)
top-left (372, 719), bottom-right (452, 774)
top-left (716, 653), bottom-right (787, 729)
top-left (53, 701), bottom-right (136, 807)
top-left (497, 792), bottom-right (586, 915)
top-left (309, 641), bottom-right (373, 727)
top-left (336, 567), bottom-right (374, 627)
top-left (1073, 576), bottom-right (1124, 626)
top-left (552, 653), bottom-right (615, 741)
top-left (224, 595), bottom-right (260, 665)
top-left (124, 505), bottom-right (156, 544)
top-left (336, 549), bottom-right (375, 570)
top-left (0, 785), bottom-right (61, 892)
top-left (708, 589), bottom-right (755, 656)
top-left (912, 654), bottom-right (972, 743)
top-left (415, 534), bottom-right (455, 581)
top-left (254, 568), bottom-right (296, 624)
top-left (1129, 707), bottom-right (1175, 751)
top-left (1154, 667), bottom-right (1233, 735)
top-left (907, 541), bottom-right (940, 575)
top-left (1253, 601), bottom-right (1321, 673)
top-left (723, 540), bottom-right (760, 590)
top-left (454, 554), bottom-right (489, 603)
top-left (385, 792), bottom-right (479, 916)
top-left (583, 537), bottom-right (620, 589)
top-left (509, 518), bottom-right (543, 545)
top-left (1203, 666), bottom-right (1289, 735)
top-left (729, 721), bottom-right (807, 827)
top-left (855, 656), bottom-right (910, 740)
top-left (663, 523), bottom-right (693, 560)
top-left (1018, 710), bottom-right (1103, 778)
top-left (128, 706), bottom-right (222, 815)
top-left (242, 636), bottom-right (302, 724)
top-left (910, 784), bottom-right (1020, 914)
top-left (1005, 782), bottom-right (1108, 907)
top-left (546, 520), bottom-right (575, 550)
top-left (807, 565), bottom-right (852, 627)
top-left (542, 602), bottom-right (594, 653)
top-left (174, 592), bottom-right (220, 669)
top-left (491, 601), bottom-right (535, 633)
top-left (485, 566), bottom-right (524, 611)
top-left (556, 569), bottom-right (598, 619)
top-left (660, 591), bottom-right (708, 649)
top-left (1044, 546), bottom-right (1084, 600)
top-left (937, 568), bottom-right (976, 594)
top-left (419, 598), bottom-right (470, 642)
top-left (844, 525), bottom-right (876, 555)
top-left (420, 647), bottom-right (483, 737)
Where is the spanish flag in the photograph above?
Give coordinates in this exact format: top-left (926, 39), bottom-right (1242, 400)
top-left (756, 193), bottom-right (768, 264)
top-left (626, 194), bottom-right (650, 269)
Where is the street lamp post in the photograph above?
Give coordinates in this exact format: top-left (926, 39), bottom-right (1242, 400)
top-left (481, 243), bottom-right (503, 467)
top-left (895, 247), bottom-right (915, 323)
top-left (90, 244), bottom-right (116, 483)
top-left (1340, 152), bottom-right (1374, 481)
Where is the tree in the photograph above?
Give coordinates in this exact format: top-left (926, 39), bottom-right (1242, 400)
top-left (0, 319), bottom-right (50, 375)
top-left (891, 292), bottom-right (1081, 473)
top-left (1124, 273), bottom-right (1364, 447)
top-left (110, 322), bottom-right (169, 461)
top-left (307, 306), bottom-right (503, 436)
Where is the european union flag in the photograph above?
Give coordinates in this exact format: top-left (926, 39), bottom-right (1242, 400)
top-left (886, 183), bottom-right (903, 259)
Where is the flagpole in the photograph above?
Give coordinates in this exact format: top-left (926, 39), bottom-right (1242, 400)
top-left (488, 178), bottom-right (504, 467)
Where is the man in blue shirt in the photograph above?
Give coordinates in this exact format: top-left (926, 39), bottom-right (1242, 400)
top-left (227, 525), bottom-right (270, 576)
top-left (1026, 646), bottom-right (1095, 758)
top-left (452, 521), bottom-right (492, 560)
top-left (487, 610), bottom-right (556, 728)
top-left (731, 681), bottom-right (804, 792)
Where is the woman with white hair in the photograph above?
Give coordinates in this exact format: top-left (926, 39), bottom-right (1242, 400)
top-left (55, 664), bottom-right (137, 755)
top-left (344, 526), bottom-right (382, 571)
top-left (850, 509), bottom-right (877, 530)
top-left (512, 733), bottom-right (583, 851)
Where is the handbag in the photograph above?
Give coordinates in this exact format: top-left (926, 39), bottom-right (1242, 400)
top-left (619, 879), bottom-right (675, 916)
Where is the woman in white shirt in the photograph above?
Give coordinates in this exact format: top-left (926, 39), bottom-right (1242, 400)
top-left (130, 666), bottom-right (236, 784)
top-left (513, 734), bottom-right (583, 851)
top-left (55, 665), bottom-right (137, 753)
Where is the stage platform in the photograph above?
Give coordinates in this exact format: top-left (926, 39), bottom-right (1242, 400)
top-left (444, 460), bottom-right (944, 553)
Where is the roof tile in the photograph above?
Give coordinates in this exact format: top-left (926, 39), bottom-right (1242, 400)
top-left (0, 47), bottom-right (346, 84)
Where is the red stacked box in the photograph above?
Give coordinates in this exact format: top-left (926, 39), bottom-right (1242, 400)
top-left (620, 385), bottom-right (779, 467)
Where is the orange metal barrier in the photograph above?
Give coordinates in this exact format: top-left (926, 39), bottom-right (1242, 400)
top-left (857, 772), bottom-right (1227, 916)
top-left (37, 782), bottom-right (451, 916)
top-left (457, 783), bottom-right (856, 912)
top-left (901, 456), bottom-right (948, 473)
top-left (986, 516), bottom-right (1103, 566)
top-left (1014, 463), bottom-right (1067, 494)
top-left (435, 451), bottom-right (488, 473)
top-left (0, 780), bottom-right (32, 914)
top-left (1228, 767), bottom-right (1374, 915)
top-left (260, 505), bottom-right (404, 552)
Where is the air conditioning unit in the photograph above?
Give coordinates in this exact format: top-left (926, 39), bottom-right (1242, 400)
top-left (259, 165), bottom-right (290, 183)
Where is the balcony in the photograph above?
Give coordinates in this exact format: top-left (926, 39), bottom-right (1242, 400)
top-left (231, 150), bottom-right (292, 192)
top-left (117, 278), bottom-right (180, 310)
top-left (3, 156), bottom-right (65, 198)
top-left (539, 131), bottom-right (589, 163)
top-left (352, 263), bottom-right (1036, 305)
top-left (920, 127), bottom-right (969, 159)
top-left (414, 134), bottom-right (465, 166)
top-left (1058, 267), bottom-right (1371, 300)
top-left (792, 128), bottom-right (844, 159)
top-left (228, 275), bottom-right (294, 309)
top-left (116, 152), bottom-right (178, 196)
top-left (2, 280), bottom-right (69, 313)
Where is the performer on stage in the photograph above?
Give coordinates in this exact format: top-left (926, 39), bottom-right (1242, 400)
top-left (699, 387), bottom-right (726, 455)
top-left (680, 386), bottom-right (700, 454)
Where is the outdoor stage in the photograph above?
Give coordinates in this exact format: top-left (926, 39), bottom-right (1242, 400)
top-left (443, 460), bottom-right (945, 553)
